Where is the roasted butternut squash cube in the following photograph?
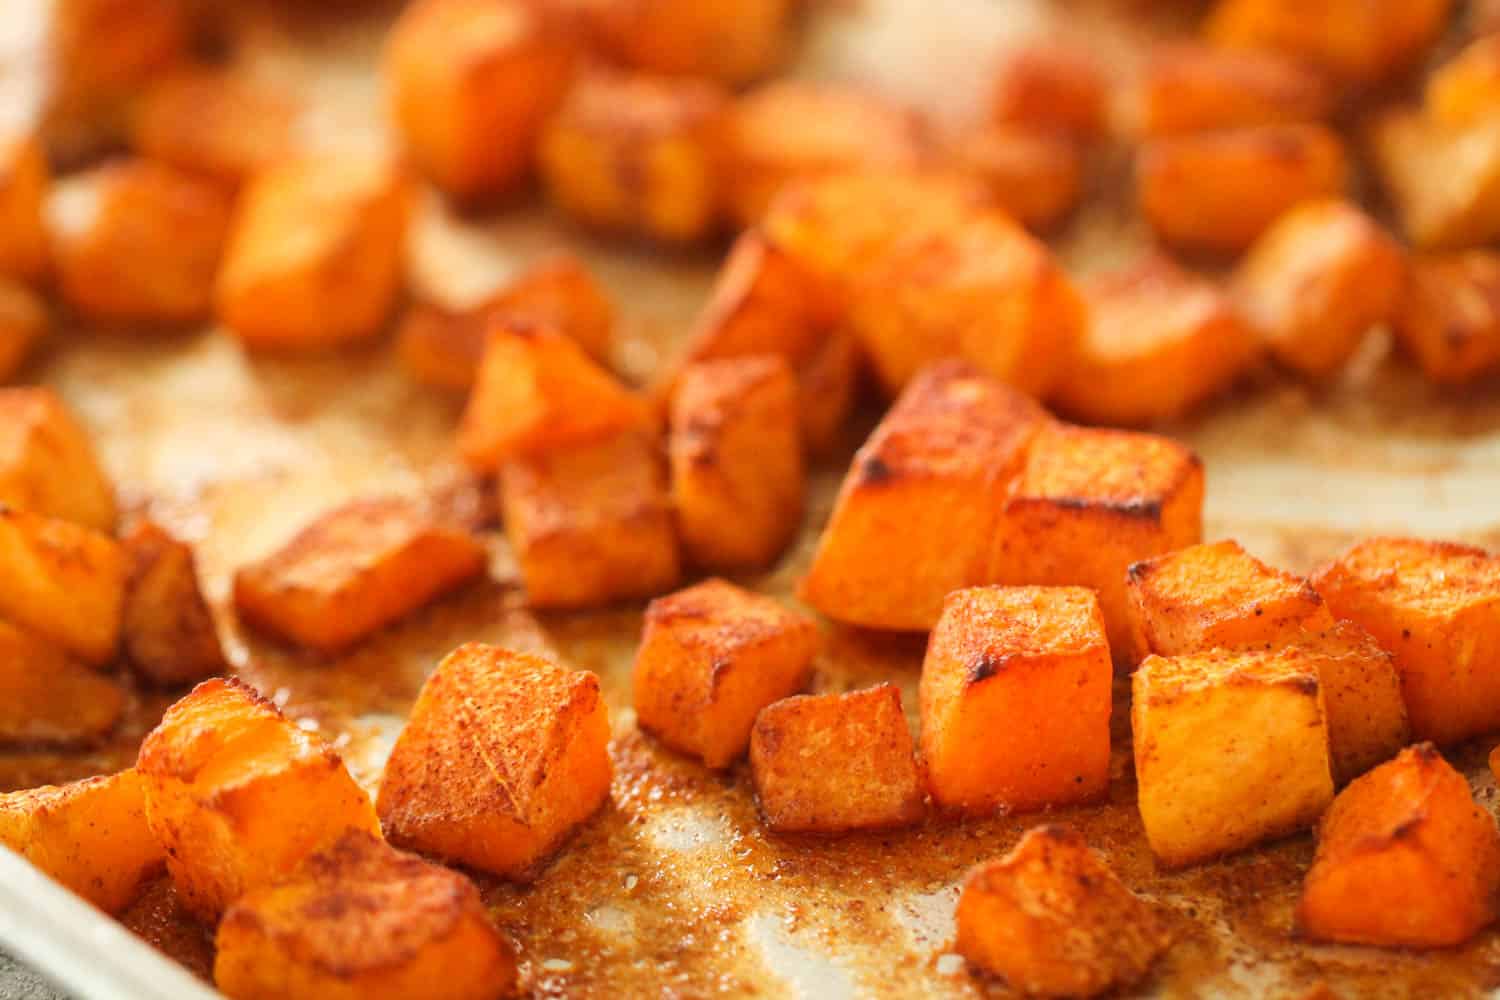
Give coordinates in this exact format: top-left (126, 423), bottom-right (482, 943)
top-left (214, 830), bottom-right (517, 1000)
top-left (1137, 124), bottom-right (1347, 254)
top-left (1235, 200), bottom-right (1405, 378)
top-left (1366, 107), bottom-right (1500, 251)
top-left (0, 770), bottom-right (162, 914)
top-left (719, 83), bottom-right (927, 227)
top-left (386, 0), bottom-right (574, 200)
top-left (799, 362), bottom-right (1050, 631)
top-left (234, 496), bottom-right (487, 654)
top-left (956, 826), bottom-right (1170, 996)
top-left (377, 644), bottom-right (611, 879)
top-left (0, 280), bottom-right (47, 382)
top-left (1393, 252), bottom-right (1500, 384)
top-left (583, 0), bottom-right (792, 86)
top-left (122, 520), bottom-right (225, 686)
top-left (216, 155), bottom-right (412, 351)
top-left (749, 684), bottom-right (924, 834)
top-left (1052, 255), bottom-right (1260, 426)
top-left (670, 356), bottom-right (802, 571)
top-left (849, 212), bottom-right (1084, 399)
top-left (494, 252), bottom-right (613, 363)
top-left (0, 621), bottom-right (125, 746)
top-left (540, 70), bottom-right (726, 243)
top-left (1289, 622), bottom-right (1410, 785)
top-left (945, 124), bottom-right (1083, 231)
top-left (1132, 43), bottom-right (1334, 137)
top-left (130, 68), bottom-right (298, 185)
top-left (633, 579), bottom-right (816, 769)
top-left (1428, 35), bottom-right (1500, 128)
top-left (921, 586), bottom-right (1112, 814)
top-left (1132, 647), bottom-right (1334, 867)
top-left (989, 44), bottom-right (1107, 139)
top-left (0, 386), bottom-right (115, 531)
top-left (991, 424), bottom-right (1205, 655)
top-left (0, 505), bottom-right (127, 665)
top-left (499, 428), bottom-right (680, 609)
top-left (459, 319), bottom-right (650, 470)
top-left (1312, 536), bottom-right (1500, 745)
top-left (1207, 0), bottom-right (1451, 84)
top-left (46, 159), bottom-right (233, 326)
top-left (1298, 744), bottom-right (1500, 948)
top-left (0, 132), bottom-right (49, 284)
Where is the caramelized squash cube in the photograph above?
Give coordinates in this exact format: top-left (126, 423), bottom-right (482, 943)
top-left (500, 429), bottom-right (680, 609)
top-left (0, 386), bottom-right (115, 530)
top-left (1132, 647), bottom-right (1334, 867)
top-left (945, 124), bottom-right (1083, 231)
top-left (1289, 622), bottom-right (1411, 785)
top-left (1312, 536), bottom-right (1500, 745)
top-left (1393, 252), bottom-right (1500, 384)
top-left (386, 0), bottom-right (574, 200)
top-left (1367, 107), bottom-right (1500, 251)
top-left (0, 132), bottom-right (49, 284)
top-left (216, 155), bottom-right (412, 351)
top-left (0, 770), bottom-right (162, 913)
top-left (0, 505), bottom-right (127, 665)
top-left (540, 69), bottom-right (726, 243)
top-left (1206, 0), bottom-right (1451, 84)
top-left (989, 45), bottom-right (1108, 139)
top-left (377, 644), bottom-right (611, 879)
top-left (0, 621), bottom-right (125, 746)
top-left (1428, 35), bottom-right (1500, 128)
top-left (920, 586), bottom-right (1112, 814)
top-left (583, 0), bottom-right (792, 86)
top-left (1298, 744), bottom-right (1500, 948)
top-left (991, 424), bottom-right (1205, 655)
top-left (234, 497), bottom-right (487, 654)
top-left (956, 826), bottom-right (1170, 996)
top-left (0, 280), bottom-right (47, 382)
top-left (1132, 43), bottom-right (1334, 137)
top-left (122, 520), bottom-right (225, 686)
top-left (214, 830), bottom-right (517, 1000)
top-left (47, 159), bottom-right (233, 326)
top-left (1137, 124), bottom-right (1347, 254)
top-left (749, 684), bottom-right (924, 833)
top-left (633, 579), bottom-right (816, 769)
top-left (137, 678), bottom-right (379, 921)
top-left (670, 356), bottom-right (802, 571)
top-left (130, 68), bottom-right (298, 185)
top-left (1052, 255), bottom-right (1260, 425)
top-left (799, 362), bottom-right (1050, 631)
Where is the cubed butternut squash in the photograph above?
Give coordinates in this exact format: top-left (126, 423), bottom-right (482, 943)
top-left (0, 131), bottom-right (49, 285)
top-left (944, 124), bottom-right (1083, 231)
top-left (494, 252), bottom-right (613, 364)
top-left (0, 770), bottom-right (163, 914)
top-left (1206, 0), bottom-right (1451, 84)
top-left (129, 68), bottom-right (298, 185)
top-left (137, 678), bottom-right (379, 921)
top-left (1297, 744), bottom-right (1500, 948)
top-left (122, 520), bottom-right (225, 686)
top-left (1366, 107), bottom-right (1500, 251)
top-left (799, 361), bottom-right (1050, 631)
top-left (749, 684), bottom-right (924, 833)
top-left (377, 643), bottom-right (611, 880)
top-left (956, 826), bottom-right (1170, 996)
top-left (0, 280), bottom-right (47, 382)
top-left (1393, 251), bottom-right (1500, 384)
top-left (1427, 35), bottom-right (1500, 128)
top-left (234, 496), bottom-right (488, 654)
top-left (0, 386), bottom-right (115, 531)
top-left (0, 504), bottom-right (127, 665)
top-left (1132, 647), bottom-right (1334, 867)
top-left (1289, 622), bottom-right (1411, 785)
top-left (634, 579), bottom-right (817, 769)
top-left (582, 0), bottom-right (792, 86)
top-left (1131, 43), bottom-right (1334, 137)
top-left (0, 621), bottom-right (125, 746)
top-left (920, 586), bottom-right (1113, 814)
top-left (989, 44), bottom-right (1107, 139)
top-left (214, 830), bottom-right (517, 1000)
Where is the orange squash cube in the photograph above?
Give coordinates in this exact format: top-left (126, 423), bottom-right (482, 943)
top-left (1366, 107), bottom-right (1500, 251)
top-left (1428, 35), bottom-right (1500, 128)
top-left (500, 428), bottom-right (680, 609)
top-left (633, 579), bottom-right (817, 769)
top-left (749, 684), bottom-right (925, 834)
top-left (130, 68), bottom-right (298, 185)
top-left (1132, 647), bottom-right (1335, 867)
top-left (0, 505), bottom-right (127, 665)
top-left (989, 44), bottom-right (1108, 139)
top-left (137, 678), bottom-right (380, 921)
top-left (0, 280), bottom-right (47, 382)
top-left (122, 520), bottom-right (225, 686)
top-left (1289, 622), bottom-right (1411, 785)
top-left (1131, 43), bottom-right (1334, 137)
top-left (1206, 0), bottom-right (1451, 84)
top-left (377, 644), bottom-right (612, 880)
top-left (1393, 252), bottom-right (1500, 384)
top-left (540, 69), bottom-right (727, 243)
top-left (214, 830), bottom-right (517, 1000)
top-left (0, 386), bottom-right (116, 531)
top-left (945, 124), bottom-right (1083, 231)
top-left (0, 131), bottom-right (49, 284)
top-left (0, 770), bottom-right (163, 914)
top-left (718, 83), bottom-right (927, 227)
top-left (991, 423), bottom-right (1205, 656)
top-left (216, 155), bottom-right (412, 351)
top-left (1137, 123), bottom-right (1347, 254)
top-left (849, 212), bottom-right (1085, 399)
top-left (920, 586), bottom-right (1112, 815)
top-left (956, 826), bottom-right (1170, 996)
top-left (1051, 255), bottom-right (1260, 425)
top-left (583, 0), bottom-right (793, 86)
top-left (0, 621), bottom-right (125, 746)
top-left (1312, 536), bottom-right (1500, 745)
top-left (670, 356), bottom-right (803, 571)
top-left (386, 0), bottom-right (575, 200)
top-left (46, 159), bottom-right (233, 326)
top-left (234, 496), bottom-right (487, 654)
top-left (800, 362), bottom-right (1050, 631)
top-left (1298, 744), bottom-right (1500, 948)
